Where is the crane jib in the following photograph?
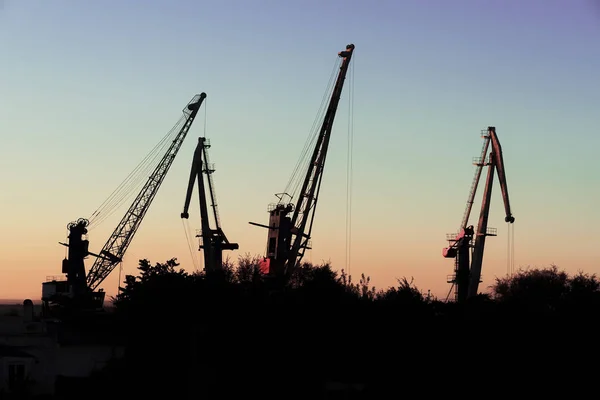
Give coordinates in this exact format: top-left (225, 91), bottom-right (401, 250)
top-left (84, 93), bottom-right (207, 291)
top-left (246, 43), bottom-right (355, 280)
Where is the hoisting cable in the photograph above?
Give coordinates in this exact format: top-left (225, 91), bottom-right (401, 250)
top-left (90, 125), bottom-right (174, 222)
top-left (182, 219), bottom-right (200, 271)
top-left (282, 57), bottom-right (342, 201)
top-left (284, 57), bottom-right (339, 199)
top-left (507, 222), bottom-right (515, 275)
top-left (203, 93), bottom-right (208, 137)
top-left (87, 121), bottom-right (182, 229)
top-left (87, 115), bottom-right (187, 230)
top-left (507, 223), bottom-right (510, 276)
top-left (117, 261), bottom-right (123, 295)
top-left (512, 224), bottom-right (515, 274)
top-left (344, 53), bottom-right (355, 277)
top-left (88, 120), bottom-right (182, 229)
top-left (511, 223), bottom-right (515, 274)
top-left (507, 224), bottom-right (509, 275)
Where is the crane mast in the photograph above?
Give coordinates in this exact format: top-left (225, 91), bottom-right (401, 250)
top-left (249, 43), bottom-right (355, 280)
top-left (181, 136), bottom-right (238, 272)
top-left (443, 127), bottom-right (515, 302)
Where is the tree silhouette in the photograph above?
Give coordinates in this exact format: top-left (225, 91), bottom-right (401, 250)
top-left (74, 259), bottom-right (600, 399)
top-left (491, 264), bottom-right (600, 315)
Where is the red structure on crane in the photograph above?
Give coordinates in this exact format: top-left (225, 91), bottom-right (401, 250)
top-left (443, 126), bottom-right (515, 302)
top-left (249, 43), bottom-right (355, 281)
top-left (42, 93), bottom-right (206, 314)
top-left (181, 136), bottom-right (238, 272)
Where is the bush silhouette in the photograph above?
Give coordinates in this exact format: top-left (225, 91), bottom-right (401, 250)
top-left (76, 258), bottom-right (600, 399)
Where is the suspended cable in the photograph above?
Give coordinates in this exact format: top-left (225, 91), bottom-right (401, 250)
top-left (290, 58), bottom-right (342, 200)
top-left (292, 58), bottom-right (341, 196)
top-left (90, 121), bottom-right (181, 225)
top-left (507, 223), bottom-right (510, 276)
top-left (203, 96), bottom-right (208, 137)
top-left (507, 222), bottom-right (516, 276)
top-left (188, 221), bottom-right (201, 271)
top-left (287, 58), bottom-right (338, 193)
top-left (118, 263), bottom-right (123, 295)
top-left (87, 114), bottom-right (188, 230)
top-left (511, 223), bottom-right (515, 275)
top-left (345, 54), bottom-right (355, 277)
top-left (89, 125), bottom-right (174, 223)
top-left (88, 135), bottom-right (174, 228)
top-left (182, 219), bottom-right (199, 271)
top-left (282, 57), bottom-right (342, 201)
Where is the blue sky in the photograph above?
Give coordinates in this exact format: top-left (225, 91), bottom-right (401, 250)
top-left (1, 0), bottom-right (599, 300)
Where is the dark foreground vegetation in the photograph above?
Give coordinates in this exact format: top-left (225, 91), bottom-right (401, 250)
top-left (61, 256), bottom-right (600, 398)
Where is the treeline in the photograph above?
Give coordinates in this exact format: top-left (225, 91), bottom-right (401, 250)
top-left (82, 256), bottom-right (599, 399)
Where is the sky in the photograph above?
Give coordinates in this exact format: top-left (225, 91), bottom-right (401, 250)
top-left (1, 0), bottom-right (599, 301)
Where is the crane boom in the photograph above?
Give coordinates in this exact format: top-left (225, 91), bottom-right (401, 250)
top-left (489, 129), bottom-right (514, 224)
top-left (85, 93), bottom-right (206, 290)
top-left (285, 44), bottom-right (355, 273)
top-left (460, 137), bottom-right (490, 229)
top-left (249, 43), bottom-right (355, 279)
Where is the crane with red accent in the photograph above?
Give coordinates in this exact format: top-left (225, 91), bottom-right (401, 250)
top-left (249, 43), bottom-right (355, 281)
top-left (181, 136), bottom-right (238, 272)
top-left (443, 126), bottom-right (515, 302)
top-left (42, 93), bottom-right (206, 313)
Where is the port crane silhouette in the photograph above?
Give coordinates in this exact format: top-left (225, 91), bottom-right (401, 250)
top-left (181, 136), bottom-right (238, 272)
top-left (443, 127), bottom-right (515, 302)
top-left (249, 43), bottom-right (355, 281)
top-left (42, 93), bottom-right (206, 313)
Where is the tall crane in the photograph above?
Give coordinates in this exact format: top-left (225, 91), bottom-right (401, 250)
top-left (181, 136), bottom-right (238, 272)
top-left (443, 126), bottom-right (515, 302)
top-left (42, 93), bottom-right (206, 312)
top-left (249, 43), bottom-right (355, 280)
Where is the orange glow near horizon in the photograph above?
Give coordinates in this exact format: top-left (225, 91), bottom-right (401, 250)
top-left (1, 1), bottom-right (598, 303)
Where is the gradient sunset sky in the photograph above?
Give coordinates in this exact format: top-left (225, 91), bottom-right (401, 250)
top-left (1, 0), bottom-right (599, 301)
